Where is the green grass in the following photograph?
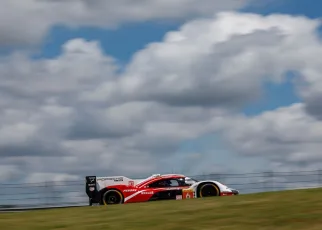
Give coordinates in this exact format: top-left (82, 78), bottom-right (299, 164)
top-left (1, 188), bottom-right (322, 230)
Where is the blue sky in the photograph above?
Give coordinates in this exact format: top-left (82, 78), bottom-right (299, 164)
top-left (32, 0), bottom-right (318, 174)
top-left (35, 22), bottom-right (179, 63)
top-left (1, 0), bottom-right (322, 184)
top-left (243, 0), bottom-right (322, 18)
top-left (35, 0), bottom-right (317, 118)
top-left (243, 0), bottom-right (320, 115)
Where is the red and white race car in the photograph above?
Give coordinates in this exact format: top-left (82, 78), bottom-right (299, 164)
top-left (85, 173), bottom-right (239, 205)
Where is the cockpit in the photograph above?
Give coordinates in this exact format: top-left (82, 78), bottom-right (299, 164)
top-left (178, 177), bottom-right (198, 186)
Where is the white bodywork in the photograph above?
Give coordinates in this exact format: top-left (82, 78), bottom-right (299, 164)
top-left (185, 177), bottom-right (236, 197)
top-left (95, 176), bottom-right (142, 191)
top-left (95, 174), bottom-right (163, 190)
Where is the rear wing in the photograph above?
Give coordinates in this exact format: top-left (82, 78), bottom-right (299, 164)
top-left (85, 175), bottom-right (144, 205)
top-left (85, 176), bottom-right (98, 205)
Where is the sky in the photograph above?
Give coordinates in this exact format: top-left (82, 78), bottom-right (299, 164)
top-left (1, 0), bottom-right (322, 183)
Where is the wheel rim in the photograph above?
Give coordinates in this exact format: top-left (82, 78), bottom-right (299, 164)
top-left (104, 191), bottom-right (122, 205)
top-left (200, 184), bottom-right (219, 197)
top-left (107, 195), bottom-right (118, 204)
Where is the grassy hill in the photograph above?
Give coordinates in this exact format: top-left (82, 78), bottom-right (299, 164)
top-left (1, 188), bottom-right (322, 230)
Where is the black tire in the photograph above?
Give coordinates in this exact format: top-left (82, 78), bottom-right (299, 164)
top-left (197, 183), bottom-right (220, 198)
top-left (102, 190), bottom-right (124, 205)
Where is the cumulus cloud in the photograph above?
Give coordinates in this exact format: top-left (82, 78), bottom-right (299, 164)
top-left (1, 11), bottom-right (322, 184)
top-left (0, 39), bottom-right (117, 99)
top-left (220, 103), bottom-right (322, 167)
top-left (0, 0), bottom-right (252, 47)
top-left (82, 12), bottom-right (321, 110)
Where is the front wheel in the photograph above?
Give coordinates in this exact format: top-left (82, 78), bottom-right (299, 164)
top-left (102, 190), bottom-right (123, 205)
top-left (197, 183), bottom-right (220, 198)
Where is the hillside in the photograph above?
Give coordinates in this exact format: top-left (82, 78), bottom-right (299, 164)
top-left (1, 188), bottom-right (322, 230)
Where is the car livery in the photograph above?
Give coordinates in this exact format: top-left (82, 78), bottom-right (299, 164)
top-left (85, 174), bottom-right (239, 205)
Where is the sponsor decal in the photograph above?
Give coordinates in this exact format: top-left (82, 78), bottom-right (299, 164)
top-left (166, 187), bottom-right (181, 190)
top-left (176, 195), bottom-right (182, 200)
top-left (124, 189), bottom-right (137, 192)
top-left (88, 177), bottom-right (95, 183)
top-left (182, 188), bottom-right (194, 199)
top-left (97, 177), bottom-right (124, 182)
top-left (141, 191), bottom-right (154, 195)
top-left (128, 181), bottom-right (134, 186)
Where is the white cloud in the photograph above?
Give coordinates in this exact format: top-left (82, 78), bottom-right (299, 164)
top-left (1, 11), bottom-right (322, 184)
top-left (0, 39), bottom-right (117, 98)
top-left (0, 0), bottom-right (252, 47)
top-left (83, 12), bottom-right (321, 109)
top-left (220, 103), bottom-right (322, 166)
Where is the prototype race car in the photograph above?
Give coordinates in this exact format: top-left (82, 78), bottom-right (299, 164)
top-left (85, 173), bottom-right (239, 205)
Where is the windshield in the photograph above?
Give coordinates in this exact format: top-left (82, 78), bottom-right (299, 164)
top-left (184, 177), bottom-right (198, 184)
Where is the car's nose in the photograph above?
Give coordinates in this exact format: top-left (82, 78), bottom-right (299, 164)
top-left (231, 189), bottom-right (239, 195)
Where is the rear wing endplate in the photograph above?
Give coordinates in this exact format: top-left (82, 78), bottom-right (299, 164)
top-left (85, 176), bottom-right (98, 205)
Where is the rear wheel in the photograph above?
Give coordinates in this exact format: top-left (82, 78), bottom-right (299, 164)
top-left (102, 190), bottom-right (123, 205)
top-left (198, 183), bottom-right (220, 198)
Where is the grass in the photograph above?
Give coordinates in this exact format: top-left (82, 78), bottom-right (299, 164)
top-left (1, 188), bottom-right (322, 230)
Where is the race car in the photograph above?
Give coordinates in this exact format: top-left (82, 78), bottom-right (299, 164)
top-left (85, 173), bottom-right (239, 205)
